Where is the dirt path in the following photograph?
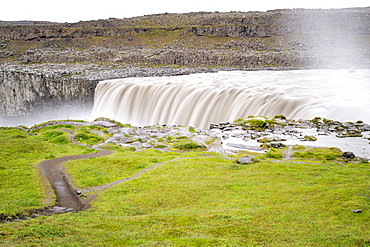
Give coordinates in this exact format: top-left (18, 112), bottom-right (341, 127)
top-left (38, 150), bottom-right (114, 211)
top-left (39, 151), bottom-right (193, 213)
top-left (283, 146), bottom-right (293, 160)
top-left (83, 157), bottom-right (188, 193)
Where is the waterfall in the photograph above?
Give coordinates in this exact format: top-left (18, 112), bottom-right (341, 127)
top-left (91, 70), bottom-right (370, 129)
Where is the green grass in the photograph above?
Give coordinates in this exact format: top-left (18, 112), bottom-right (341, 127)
top-left (0, 126), bottom-right (369, 246)
top-left (173, 141), bottom-right (201, 150)
top-left (75, 132), bottom-right (104, 145)
top-left (293, 147), bottom-right (343, 163)
top-left (79, 125), bottom-right (105, 132)
top-left (29, 124), bottom-right (76, 134)
top-left (63, 149), bottom-right (185, 188)
top-left (1, 154), bottom-right (369, 246)
top-left (265, 148), bottom-right (284, 159)
top-left (74, 125), bottom-right (112, 146)
top-left (188, 126), bottom-right (197, 133)
top-left (0, 128), bottom-right (93, 216)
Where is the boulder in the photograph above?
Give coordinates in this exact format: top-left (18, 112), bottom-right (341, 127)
top-left (236, 155), bottom-right (254, 164)
top-left (270, 142), bottom-right (286, 149)
top-left (343, 151), bottom-right (355, 159)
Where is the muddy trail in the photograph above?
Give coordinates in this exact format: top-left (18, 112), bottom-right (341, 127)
top-left (38, 150), bottom-right (114, 211)
top-left (1, 148), bottom-right (191, 223)
top-left (40, 154), bottom-right (189, 210)
top-left (0, 150), bottom-right (113, 223)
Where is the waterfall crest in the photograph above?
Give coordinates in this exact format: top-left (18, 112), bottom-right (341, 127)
top-left (91, 70), bottom-right (370, 129)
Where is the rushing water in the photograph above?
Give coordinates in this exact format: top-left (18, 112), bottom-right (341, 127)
top-left (92, 69), bottom-right (370, 129)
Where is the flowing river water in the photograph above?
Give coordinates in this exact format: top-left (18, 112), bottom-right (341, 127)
top-left (92, 69), bottom-right (370, 129)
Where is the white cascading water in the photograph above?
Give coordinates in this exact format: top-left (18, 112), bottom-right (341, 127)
top-left (91, 69), bottom-right (370, 129)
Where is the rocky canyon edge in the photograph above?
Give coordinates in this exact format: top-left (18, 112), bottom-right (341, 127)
top-left (0, 8), bottom-right (369, 121)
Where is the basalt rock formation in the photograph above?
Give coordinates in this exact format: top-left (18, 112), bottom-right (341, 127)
top-left (0, 8), bottom-right (370, 122)
top-left (0, 69), bottom-right (97, 116)
top-left (0, 64), bottom-right (217, 123)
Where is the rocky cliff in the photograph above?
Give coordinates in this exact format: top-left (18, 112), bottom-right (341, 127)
top-left (0, 8), bottom-right (370, 123)
top-left (0, 69), bottom-right (97, 117)
top-left (0, 64), bottom-right (220, 124)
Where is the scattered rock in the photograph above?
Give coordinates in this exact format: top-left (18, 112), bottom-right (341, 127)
top-left (236, 156), bottom-right (254, 164)
top-left (262, 142), bottom-right (286, 149)
top-left (300, 135), bottom-right (317, 141)
top-left (25, 116), bottom-right (370, 160)
top-left (343, 151), bottom-right (355, 159)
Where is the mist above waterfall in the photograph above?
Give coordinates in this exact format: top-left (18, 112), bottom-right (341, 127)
top-left (0, 105), bottom-right (92, 127)
top-left (91, 69), bottom-right (370, 129)
top-left (286, 8), bottom-right (370, 69)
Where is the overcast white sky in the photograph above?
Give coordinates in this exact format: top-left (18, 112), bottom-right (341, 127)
top-left (2, 0), bottom-right (369, 23)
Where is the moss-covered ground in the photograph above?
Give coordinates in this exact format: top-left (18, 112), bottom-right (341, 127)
top-left (0, 124), bottom-right (369, 246)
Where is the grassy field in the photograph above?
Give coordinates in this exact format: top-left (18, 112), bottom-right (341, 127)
top-left (63, 148), bottom-right (189, 188)
top-left (0, 127), bottom-right (93, 216)
top-left (0, 126), bottom-right (370, 246)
